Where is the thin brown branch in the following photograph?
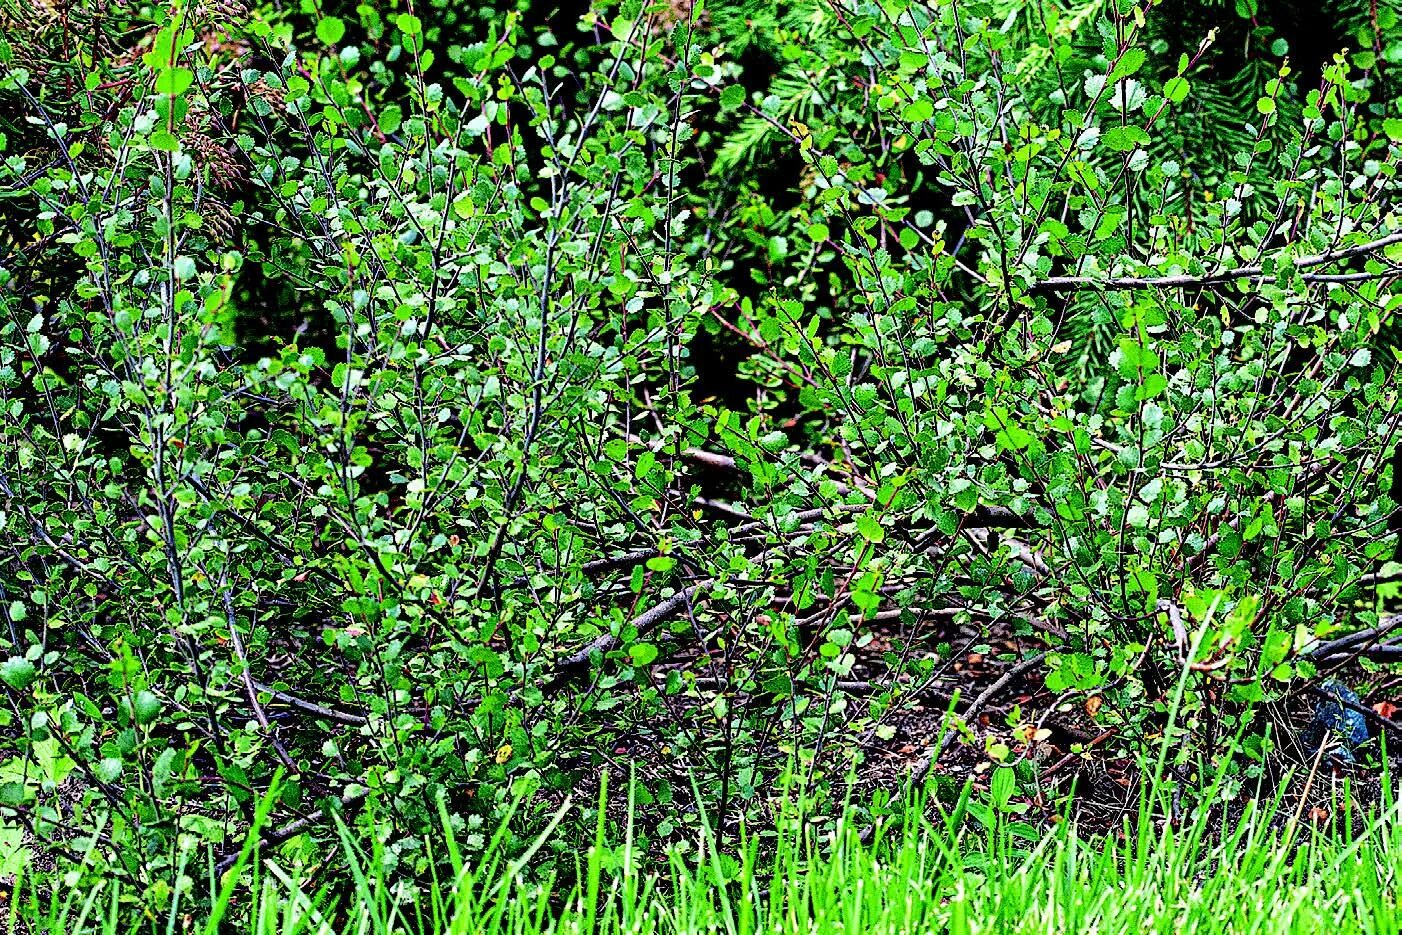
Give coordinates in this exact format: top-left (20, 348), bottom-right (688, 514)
top-left (544, 581), bottom-right (712, 688)
top-left (908, 651), bottom-right (1050, 784)
top-left (1306, 615), bottom-right (1402, 662)
top-left (223, 588), bottom-right (296, 770)
top-left (215, 786), bottom-right (371, 875)
top-left (1033, 229), bottom-right (1402, 291)
top-left (249, 680), bottom-right (369, 726)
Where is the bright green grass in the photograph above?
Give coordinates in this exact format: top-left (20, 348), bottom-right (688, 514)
top-left (13, 774), bottom-right (1402, 935)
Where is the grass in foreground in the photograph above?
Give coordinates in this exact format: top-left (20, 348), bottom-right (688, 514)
top-left (11, 773), bottom-right (1402, 935)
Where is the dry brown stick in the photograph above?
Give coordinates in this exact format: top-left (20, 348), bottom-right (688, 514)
top-left (249, 680), bottom-right (369, 726)
top-left (1034, 229), bottom-right (1402, 291)
top-left (215, 785), bottom-right (371, 874)
top-left (1306, 614), bottom-right (1402, 661)
top-left (544, 581), bottom-right (713, 687)
top-left (223, 588), bottom-right (297, 769)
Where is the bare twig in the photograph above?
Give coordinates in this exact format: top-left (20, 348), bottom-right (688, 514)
top-left (249, 681), bottom-right (369, 726)
top-left (1159, 599), bottom-right (1188, 660)
top-left (223, 588), bottom-right (296, 769)
top-left (908, 651), bottom-right (1050, 784)
top-left (1033, 229), bottom-right (1402, 291)
top-left (215, 785), bottom-right (371, 874)
top-left (545, 581), bottom-right (712, 687)
top-left (1306, 615), bottom-right (1402, 663)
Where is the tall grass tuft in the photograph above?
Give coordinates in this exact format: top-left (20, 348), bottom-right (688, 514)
top-left (10, 769), bottom-right (1401, 935)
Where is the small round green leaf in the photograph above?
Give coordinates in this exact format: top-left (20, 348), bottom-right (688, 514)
top-left (856, 513), bottom-right (885, 543)
top-left (133, 690), bottom-right (162, 725)
top-left (95, 757), bottom-right (124, 783)
top-left (902, 98), bottom-right (934, 122)
top-left (1163, 76), bottom-right (1190, 104)
top-left (155, 67), bottom-right (193, 96)
top-left (317, 16), bottom-right (346, 45)
top-left (0, 657), bottom-right (36, 691)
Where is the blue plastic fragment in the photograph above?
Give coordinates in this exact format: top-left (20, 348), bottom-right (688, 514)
top-left (1302, 680), bottom-right (1369, 763)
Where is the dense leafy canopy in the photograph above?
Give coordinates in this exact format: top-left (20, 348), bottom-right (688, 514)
top-left (2, 0), bottom-right (1402, 906)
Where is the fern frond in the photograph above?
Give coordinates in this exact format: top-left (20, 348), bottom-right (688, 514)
top-left (713, 72), bottom-right (831, 173)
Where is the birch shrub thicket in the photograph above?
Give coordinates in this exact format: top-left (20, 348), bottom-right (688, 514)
top-left (2, 0), bottom-right (1402, 896)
